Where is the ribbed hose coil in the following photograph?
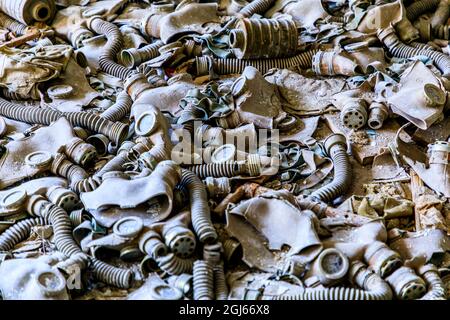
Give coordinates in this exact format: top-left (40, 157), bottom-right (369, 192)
top-left (121, 40), bottom-right (164, 68)
top-left (273, 262), bottom-right (392, 300)
top-left (71, 176), bottom-right (102, 194)
top-left (177, 101), bottom-right (207, 136)
top-left (51, 153), bottom-right (102, 194)
top-left (156, 253), bottom-right (194, 275)
top-left (203, 242), bottom-right (223, 264)
top-left (273, 286), bottom-right (387, 300)
top-left (138, 142), bottom-right (172, 171)
top-left (101, 92), bottom-right (133, 122)
top-left (196, 50), bottom-right (317, 75)
top-left (0, 217), bottom-right (47, 251)
top-left (409, 42), bottom-right (436, 51)
top-left (69, 209), bottom-right (84, 228)
top-left (1, 88), bottom-right (28, 101)
top-left (406, 0), bottom-right (440, 22)
top-left (238, 0), bottom-right (276, 17)
top-left (179, 169), bottom-right (218, 244)
top-left (433, 25), bottom-right (450, 39)
top-left (1, 199), bottom-right (133, 289)
top-left (146, 73), bottom-right (167, 87)
top-left (25, 198), bottom-right (89, 270)
top-left (193, 260), bottom-right (215, 300)
top-left (0, 98), bottom-right (128, 145)
top-left (90, 258), bottom-right (133, 289)
top-left (296, 195), bottom-right (329, 217)
top-left (230, 18), bottom-right (298, 59)
top-left (187, 163), bottom-right (247, 179)
top-left (41, 203), bottom-right (88, 263)
top-left (214, 263), bottom-right (229, 300)
top-left (378, 27), bottom-right (450, 77)
top-left (0, 12), bottom-right (27, 35)
top-left (89, 17), bottom-right (137, 81)
top-left (1, 88), bottom-right (34, 101)
top-left (34, 37), bottom-right (53, 48)
top-left (310, 142), bottom-right (351, 203)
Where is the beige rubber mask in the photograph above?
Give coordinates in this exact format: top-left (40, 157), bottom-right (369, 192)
top-left (80, 161), bottom-right (181, 220)
top-left (321, 214), bottom-right (387, 262)
top-left (226, 190), bottom-right (323, 271)
top-left (51, 0), bottom-right (127, 47)
top-left (157, 3), bottom-right (223, 44)
top-left (276, 0), bottom-right (329, 29)
top-left (0, 44), bottom-right (72, 99)
top-left (231, 66), bottom-right (285, 129)
top-left (393, 127), bottom-right (449, 198)
top-left (387, 60), bottom-right (446, 130)
top-left (343, 41), bottom-right (387, 73)
top-left (265, 68), bottom-right (347, 116)
top-left (357, 0), bottom-right (410, 37)
top-left (0, 118), bottom-right (85, 190)
top-left (46, 58), bottom-right (101, 112)
top-left (130, 73), bottom-right (200, 117)
top-left (389, 228), bottom-right (450, 268)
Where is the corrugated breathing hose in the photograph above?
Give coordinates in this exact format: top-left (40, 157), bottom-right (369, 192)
top-left (88, 17), bottom-right (137, 81)
top-left (96, 145), bottom-right (135, 176)
top-left (0, 12), bottom-right (27, 35)
top-left (377, 26), bottom-right (450, 77)
top-left (406, 0), bottom-right (440, 22)
top-left (51, 153), bottom-right (102, 194)
top-left (89, 258), bottom-right (133, 289)
top-left (138, 133), bottom-right (173, 170)
top-left (310, 134), bottom-right (352, 203)
top-left (101, 91), bottom-right (133, 122)
top-left (96, 152), bottom-right (129, 177)
top-left (409, 41), bottom-right (436, 51)
top-left (0, 0), bottom-right (55, 25)
top-left (22, 195), bottom-right (133, 288)
top-left (295, 195), bottom-right (330, 217)
top-left (195, 49), bottom-right (318, 75)
top-left (0, 217), bottom-right (48, 251)
top-left (187, 163), bottom-right (247, 179)
top-left (26, 195), bottom-right (90, 269)
top-left (272, 261), bottom-right (393, 300)
top-left (238, 0), bottom-right (276, 17)
top-left (121, 40), bottom-right (164, 68)
top-left (418, 265), bottom-right (447, 300)
top-left (193, 260), bottom-right (215, 300)
top-left (156, 253), bottom-right (194, 275)
top-left (0, 98), bottom-right (129, 145)
top-left (2, 89), bottom-right (27, 101)
top-left (179, 169), bottom-right (218, 244)
top-left (214, 263), bottom-right (229, 300)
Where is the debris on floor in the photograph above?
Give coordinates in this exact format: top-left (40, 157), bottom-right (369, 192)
top-left (0, 0), bottom-right (449, 301)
